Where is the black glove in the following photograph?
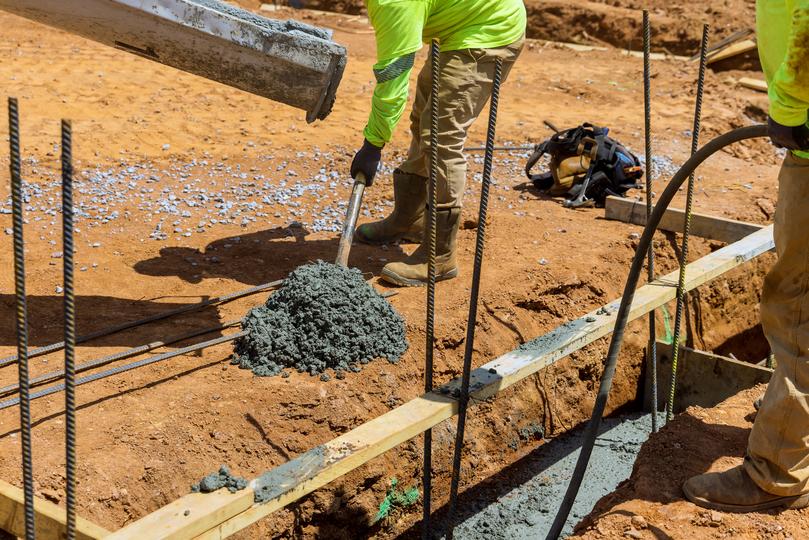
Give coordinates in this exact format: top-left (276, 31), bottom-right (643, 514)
top-left (768, 116), bottom-right (809, 151)
top-left (350, 139), bottom-right (383, 186)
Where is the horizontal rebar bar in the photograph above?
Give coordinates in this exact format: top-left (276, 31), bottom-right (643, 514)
top-left (0, 280), bottom-right (283, 369)
top-left (0, 290), bottom-right (397, 410)
top-left (0, 331), bottom-right (247, 411)
top-left (0, 320), bottom-right (242, 398)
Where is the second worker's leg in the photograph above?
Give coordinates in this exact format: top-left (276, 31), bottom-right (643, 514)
top-left (684, 153), bottom-right (809, 511)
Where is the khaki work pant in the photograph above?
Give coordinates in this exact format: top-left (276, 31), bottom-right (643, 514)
top-left (398, 38), bottom-right (524, 209)
top-left (746, 152), bottom-right (809, 496)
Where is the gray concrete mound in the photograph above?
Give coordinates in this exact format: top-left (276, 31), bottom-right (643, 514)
top-left (191, 465), bottom-right (247, 494)
top-left (233, 261), bottom-right (408, 378)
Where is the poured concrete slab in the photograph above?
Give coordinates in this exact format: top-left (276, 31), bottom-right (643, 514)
top-left (0, 0), bottom-right (346, 121)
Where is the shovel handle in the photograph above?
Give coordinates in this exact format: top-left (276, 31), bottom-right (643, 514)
top-left (335, 173), bottom-right (367, 267)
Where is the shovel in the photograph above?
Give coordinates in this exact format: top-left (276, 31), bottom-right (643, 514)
top-left (335, 173), bottom-right (367, 267)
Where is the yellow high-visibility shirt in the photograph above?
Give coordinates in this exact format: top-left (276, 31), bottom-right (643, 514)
top-left (363, 0), bottom-right (526, 147)
top-left (757, 0), bottom-right (809, 158)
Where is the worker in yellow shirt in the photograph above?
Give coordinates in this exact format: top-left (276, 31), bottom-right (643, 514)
top-left (350, 0), bottom-right (527, 287)
top-left (684, 0), bottom-right (809, 512)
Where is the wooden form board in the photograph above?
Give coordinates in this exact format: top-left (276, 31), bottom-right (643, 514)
top-left (108, 225), bottom-right (775, 540)
top-left (739, 77), bottom-right (768, 93)
top-left (604, 196), bottom-right (765, 244)
top-left (651, 341), bottom-right (772, 413)
top-left (0, 479), bottom-right (110, 539)
top-left (706, 39), bottom-right (757, 64)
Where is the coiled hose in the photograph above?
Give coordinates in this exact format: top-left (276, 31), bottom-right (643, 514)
top-left (545, 124), bottom-right (770, 539)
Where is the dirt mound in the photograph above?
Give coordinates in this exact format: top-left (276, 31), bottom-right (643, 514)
top-left (294, 0), bottom-right (755, 56)
top-left (233, 261), bottom-right (408, 378)
top-left (571, 386), bottom-right (809, 540)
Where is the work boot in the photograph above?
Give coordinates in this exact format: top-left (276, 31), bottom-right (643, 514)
top-left (381, 207), bottom-right (460, 287)
top-left (683, 464), bottom-right (809, 512)
top-left (356, 170), bottom-right (426, 245)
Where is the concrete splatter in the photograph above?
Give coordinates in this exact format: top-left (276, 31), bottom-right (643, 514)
top-left (191, 465), bottom-right (247, 494)
top-left (233, 261), bottom-right (408, 377)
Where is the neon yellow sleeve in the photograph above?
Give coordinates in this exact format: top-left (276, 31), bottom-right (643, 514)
top-left (769, 2), bottom-right (809, 126)
top-left (363, 1), bottom-right (427, 146)
top-left (363, 58), bottom-right (414, 147)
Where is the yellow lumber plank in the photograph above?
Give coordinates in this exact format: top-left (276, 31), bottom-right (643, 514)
top-left (0, 479), bottom-right (110, 539)
top-left (706, 39), bottom-right (756, 64)
top-left (106, 490), bottom-right (252, 540)
top-left (739, 77), bottom-right (768, 92)
top-left (115, 226), bottom-right (774, 540)
top-left (604, 196), bottom-right (764, 244)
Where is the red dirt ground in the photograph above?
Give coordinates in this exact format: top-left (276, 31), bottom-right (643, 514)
top-left (0, 2), bottom-right (788, 538)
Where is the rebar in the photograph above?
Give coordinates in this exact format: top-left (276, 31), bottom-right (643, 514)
top-left (666, 24), bottom-right (710, 422)
top-left (0, 288), bottom-right (396, 409)
top-left (445, 57), bottom-right (503, 540)
top-left (642, 11), bottom-right (659, 433)
top-left (0, 332), bottom-right (247, 411)
top-left (9, 96), bottom-right (36, 540)
top-left (0, 279), bottom-right (283, 369)
top-left (421, 38), bottom-right (440, 540)
top-left (61, 119), bottom-right (78, 539)
top-left (0, 321), bottom-right (242, 398)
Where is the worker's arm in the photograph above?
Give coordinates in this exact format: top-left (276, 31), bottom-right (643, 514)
top-left (768, 2), bottom-right (809, 127)
top-left (767, 2), bottom-right (809, 150)
top-left (351, 1), bottom-right (426, 183)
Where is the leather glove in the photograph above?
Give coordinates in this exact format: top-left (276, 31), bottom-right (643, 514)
top-left (768, 116), bottom-right (809, 151)
top-left (350, 139), bottom-right (383, 186)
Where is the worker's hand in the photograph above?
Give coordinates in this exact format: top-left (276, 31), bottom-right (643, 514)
top-left (350, 139), bottom-right (383, 186)
top-left (768, 117), bottom-right (809, 151)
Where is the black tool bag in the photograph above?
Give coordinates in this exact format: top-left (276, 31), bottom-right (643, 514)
top-left (525, 123), bottom-right (643, 208)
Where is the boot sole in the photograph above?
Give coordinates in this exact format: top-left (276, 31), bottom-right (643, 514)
top-left (380, 267), bottom-right (459, 287)
top-left (683, 482), bottom-right (809, 513)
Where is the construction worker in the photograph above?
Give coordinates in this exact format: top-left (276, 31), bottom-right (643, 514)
top-left (684, 0), bottom-right (809, 512)
top-left (350, 0), bottom-right (527, 287)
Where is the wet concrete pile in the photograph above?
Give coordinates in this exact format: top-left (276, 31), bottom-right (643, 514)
top-left (233, 261), bottom-right (407, 378)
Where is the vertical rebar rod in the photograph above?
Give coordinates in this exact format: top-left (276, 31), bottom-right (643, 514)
top-left (9, 97), bottom-right (36, 540)
top-left (61, 119), bottom-right (78, 540)
top-left (666, 24), bottom-right (710, 422)
top-left (642, 11), bottom-right (659, 433)
top-left (445, 58), bottom-right (503, 540)
top-left (421, 38), bottom-right (440, 540)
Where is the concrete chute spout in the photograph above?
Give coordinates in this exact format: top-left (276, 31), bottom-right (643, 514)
top-left (0, 0), bottom-right (347, 122)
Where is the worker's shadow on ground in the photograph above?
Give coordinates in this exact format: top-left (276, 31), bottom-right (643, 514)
top-left (393, 414), bottom-right (749, 540)
top-left (133, 223), bottom-right (407, 286)
top-left (0, 294), bottom-right (224, 349)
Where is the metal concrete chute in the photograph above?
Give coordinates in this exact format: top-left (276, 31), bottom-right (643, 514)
top-left (0, 0), bottom-right (347, 122)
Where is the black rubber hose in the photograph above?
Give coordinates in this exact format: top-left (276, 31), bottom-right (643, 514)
top-left (545, 124), bottom-right (769, 539)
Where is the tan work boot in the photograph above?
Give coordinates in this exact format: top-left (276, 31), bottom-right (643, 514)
top-left (356, 170), bottom-right (426, 245)
top-left (381, 207), bottom-right (460, 287)
top-left (683, 464), bottom-right (809, 512)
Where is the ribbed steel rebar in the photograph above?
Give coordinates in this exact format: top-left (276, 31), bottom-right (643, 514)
top-left (422, 38), bottom-right (440, 540)
top-left (642, 11), bottom-right (659, 433)
top-left (666, 24), bottom-right (710, 422)
top-left (0, 321), bottom-right (242, 398)
top-left (0, 332), bottom-right (247, 411)
top-left (445, 58), bottom-right (503, 540)
top-left (9, 96), bottom-right (36, 540)
top-left (61, 119), bottom-right (78, 539)
top-left (0, 279), bottom-right (283, 369)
